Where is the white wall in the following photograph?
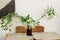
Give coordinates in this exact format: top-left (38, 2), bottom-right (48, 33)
top-left (16, 0), bottom-right (60, 35)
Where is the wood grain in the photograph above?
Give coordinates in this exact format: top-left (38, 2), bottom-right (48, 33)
top-left (16, 26), bottom-right (44, 33)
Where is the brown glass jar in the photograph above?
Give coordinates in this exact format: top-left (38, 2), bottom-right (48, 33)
top-left (27, 25), bottom-right (32, 36)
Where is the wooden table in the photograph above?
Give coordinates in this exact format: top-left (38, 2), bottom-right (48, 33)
top-left (6, 33), bottom-right (32, 40)
top-left (6, 32), bottom-right (60, 40)
top-left (33, 32), bottom-right (60, 40)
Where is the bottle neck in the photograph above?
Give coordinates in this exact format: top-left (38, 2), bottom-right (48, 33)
top-left (27, 25), bottom-right (32, 29)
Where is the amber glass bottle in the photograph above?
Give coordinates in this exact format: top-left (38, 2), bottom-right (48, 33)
top-left (27, 25), bottom-right (32, 36)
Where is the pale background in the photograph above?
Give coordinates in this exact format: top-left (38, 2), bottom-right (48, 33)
top-left (0, 0), bottom-right (60, 40)
top-left (16, 0), bottom-right (60, 34)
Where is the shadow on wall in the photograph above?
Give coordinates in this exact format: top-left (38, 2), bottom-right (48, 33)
top-left (0, 0), bottom-right (15, 18)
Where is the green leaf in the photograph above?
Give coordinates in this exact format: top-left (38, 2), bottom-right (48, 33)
top-left (20, 16), bottom-right (26, 22)
top-left (3, 27), bottom-right (8, 31)
top-left (0, 12), bottom-right (16, 31)
top-left (25, 14), bottom-right (30, 21)
top-left (44, 7), bottom-right (55, 19)
top-left (32, 20), bottom-right (35, 22)
top-left (9, 29), bottom-right (11, 32)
